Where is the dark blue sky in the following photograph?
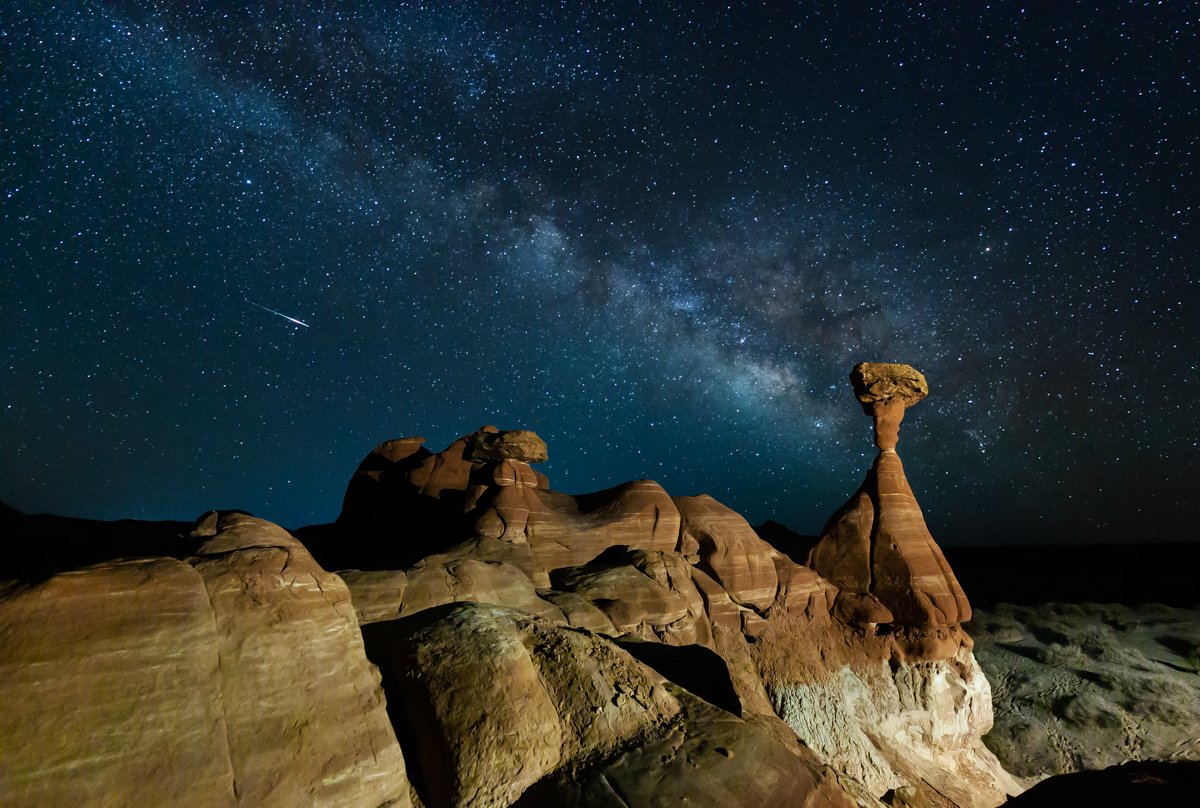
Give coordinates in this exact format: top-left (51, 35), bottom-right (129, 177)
top-left (2, 2), bottom-right (1196, 544)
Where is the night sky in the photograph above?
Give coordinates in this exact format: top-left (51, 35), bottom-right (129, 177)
top-left (2, 3), bottom-right (1196, 545)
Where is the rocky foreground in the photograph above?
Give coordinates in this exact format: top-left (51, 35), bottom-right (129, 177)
top-left (1, 363), bottom-right (1184, 807)
top-left (971, 602), bottom-right (1200, 784)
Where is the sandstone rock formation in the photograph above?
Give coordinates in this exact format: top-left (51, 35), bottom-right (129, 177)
top-left (363, 602), bottom-right (854, 808)
top-left (0, 512), bottom-right (411, 808)
top-left (677, 494), bottom-right (780, 611)
top-left (748, 365), bottom-right (1015, 808)
top-left (332, 426), bottom-right (679, 580)
top-left (0, 558), bottom-right (238, 807)
top-left (808, 362), bottom-right (971, 628)
top-left (0, 369), bottom-right (1027, 808)
top-left (550, 545), bottom-right (712, 645)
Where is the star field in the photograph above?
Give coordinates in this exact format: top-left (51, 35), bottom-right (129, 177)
top-left (1, 2), bottom-right (1196, 544)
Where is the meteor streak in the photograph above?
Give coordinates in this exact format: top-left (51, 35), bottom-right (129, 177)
top-left (246, 299), bottom-right (309, 327)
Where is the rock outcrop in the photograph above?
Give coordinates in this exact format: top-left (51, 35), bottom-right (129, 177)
top-left (0, 365), bottom-right (1025, 808)
top-left (0, 513), bottom-right (411, 808)
top-left (808, 362), bottom-right (971, 628)
top-left (0, 558), bottom-right (238, 808)
top-left (756, 364), bottom-right (1016, 808)
top-left (677, 494), bottom-right (780, 611)
top-left (364, 602), bottom-right (854, 808)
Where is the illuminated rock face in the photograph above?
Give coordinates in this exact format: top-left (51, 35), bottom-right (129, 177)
top-left (810, 449), bottom-right (972, 627)
top-left (362, 602), bottom-right (854, 808)
top-left (333, 415), bottom-right (1011, 808)
top-left (808, 362), bottom-right (972, 628)
top-left (0, 369), bottom-right (1019, 808)
top-left (676, 494), bottom-right (780, 611)
top-left (0, 558), bottom-right (238, 808)
top-left (188, 514), bottom-right (412, 808)
top-left (0, 513), bottom-right (411, 808)
top-left (767, 647), bottom-right (1021, 808)
top-left (771, 362), bottom-right (1005, 806)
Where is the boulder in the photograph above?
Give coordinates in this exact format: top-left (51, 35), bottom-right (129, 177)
top-left (331, 434), bottom-right (473, 569)
top-left (690, 565), bottom-right (742, 632)
top-left (362, 602), bottom-right (681, 808)
top-left (850, 363), bottom-right (928, 451)
top-left (539, 589), bottom-right (620, 635)
top-left (516, 696), bottom-right (856, 808)
top-left (465, 428), bottom-right (549, 463)
top-left (754, 617), bottom-right (1019, 808)
top-left (363, 602), bottom-right (854, 808)
top-left (468, 458), bottom-right (543, 545)
top-left (342, 534), bottom-right (564, 625)
top-left (850, 362), bottom-right (929, 412)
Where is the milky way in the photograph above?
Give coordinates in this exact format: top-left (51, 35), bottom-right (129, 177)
top-left (2, 3), bottom-right (1196, 543)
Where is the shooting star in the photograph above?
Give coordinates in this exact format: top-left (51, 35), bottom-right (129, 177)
top-left (246, 299), bottom-right (310, 328)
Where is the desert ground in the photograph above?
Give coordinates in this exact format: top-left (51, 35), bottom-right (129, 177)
top-left (970, 602), bottom-right (1200, 784)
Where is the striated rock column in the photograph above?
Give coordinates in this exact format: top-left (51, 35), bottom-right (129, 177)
top-left (808, 362), bottom-right (971, 628)
top-left (771, 364), bottom-right (1020, 808)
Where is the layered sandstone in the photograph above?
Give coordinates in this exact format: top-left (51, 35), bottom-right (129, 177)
top-left (328, 415), bottom-right (1013, 806)
top-left (0, 559), bottom-right (237, 808)
top-left (0, 367), bottom-right (1020, 808)
top-left (808, 362), bottom-right (971, 628)
top-left (0, 513), bottom-right (411, 808)
top-left (676, 494), bottom-right (780, 611)
top-left (756, 364), bottom-right (1012, 807)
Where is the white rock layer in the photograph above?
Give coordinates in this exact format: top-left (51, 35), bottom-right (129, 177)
top-left (771, 647), bottom-right (1022, 808)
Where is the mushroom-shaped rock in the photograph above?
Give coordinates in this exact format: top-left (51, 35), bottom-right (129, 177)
top-left (850, 362), bottom-right (928, 412)
top-left (850, 362), bottom-right (928, 450)
top-left (808, 364), bottom-right (971, 629)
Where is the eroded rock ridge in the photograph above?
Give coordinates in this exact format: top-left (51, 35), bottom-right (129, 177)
top-left (0, 366), bottom-right (1019, 808)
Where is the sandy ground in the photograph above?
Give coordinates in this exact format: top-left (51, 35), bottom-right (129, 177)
top-left (968, 603), bottom-right (1200, 784)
